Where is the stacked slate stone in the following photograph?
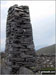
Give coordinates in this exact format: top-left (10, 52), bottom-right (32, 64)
top-left (5, 4), bottom-right (36, 74)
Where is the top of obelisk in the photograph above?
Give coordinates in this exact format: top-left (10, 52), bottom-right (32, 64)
top-left (8, 4), bottom-right (29, 12)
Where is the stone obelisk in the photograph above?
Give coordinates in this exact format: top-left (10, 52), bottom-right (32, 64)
top-left (5, 4), bottom-right (36, 74)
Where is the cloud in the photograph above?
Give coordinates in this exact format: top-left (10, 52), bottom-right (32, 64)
top-left (1, 38), bottom-right (6, 52)
top-left (32, 14), bottom-right (55, 50)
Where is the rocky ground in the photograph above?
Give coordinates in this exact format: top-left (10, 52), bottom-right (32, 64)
top-left (36, 54), bottom-right (55, 70)
top-left (0, 44), bottom-right (55, 74)
top-left (0, 53), bottom-right (55, 74)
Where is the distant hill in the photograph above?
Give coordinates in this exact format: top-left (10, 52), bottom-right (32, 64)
top-left (36, 44), bottom-right (55, 55)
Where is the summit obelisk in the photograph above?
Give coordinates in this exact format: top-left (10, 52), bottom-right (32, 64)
top-left (5, 5), bottom-right (36, 74)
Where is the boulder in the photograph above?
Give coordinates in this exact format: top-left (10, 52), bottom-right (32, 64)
top-left (17, 67), bottom-right (34, 74)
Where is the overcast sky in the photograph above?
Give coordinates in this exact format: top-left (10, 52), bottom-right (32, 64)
top-left (1, 1), bottom-right (55, 52)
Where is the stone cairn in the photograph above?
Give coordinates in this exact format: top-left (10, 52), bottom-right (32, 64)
top-left (5, 5), bottom-right (36, 74)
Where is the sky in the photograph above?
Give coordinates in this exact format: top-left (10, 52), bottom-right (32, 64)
top-left (1, 1), bottom-right (55, 52)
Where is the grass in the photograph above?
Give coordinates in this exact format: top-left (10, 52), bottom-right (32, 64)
top-left (41, 67), bottom-right (56, 71)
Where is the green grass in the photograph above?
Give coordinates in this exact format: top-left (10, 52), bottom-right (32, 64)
top-left (41, 67), bottom-right (56, 71)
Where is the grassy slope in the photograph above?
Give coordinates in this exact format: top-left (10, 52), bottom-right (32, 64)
top-left (36, 44), bottom-right (55, 55)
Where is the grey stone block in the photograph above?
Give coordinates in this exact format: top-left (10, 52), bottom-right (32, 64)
top-left (17, 67), bottom-right (34, 74)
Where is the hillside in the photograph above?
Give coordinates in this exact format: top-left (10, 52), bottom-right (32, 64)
top-left (36, 44), bottom-right (55, 55)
